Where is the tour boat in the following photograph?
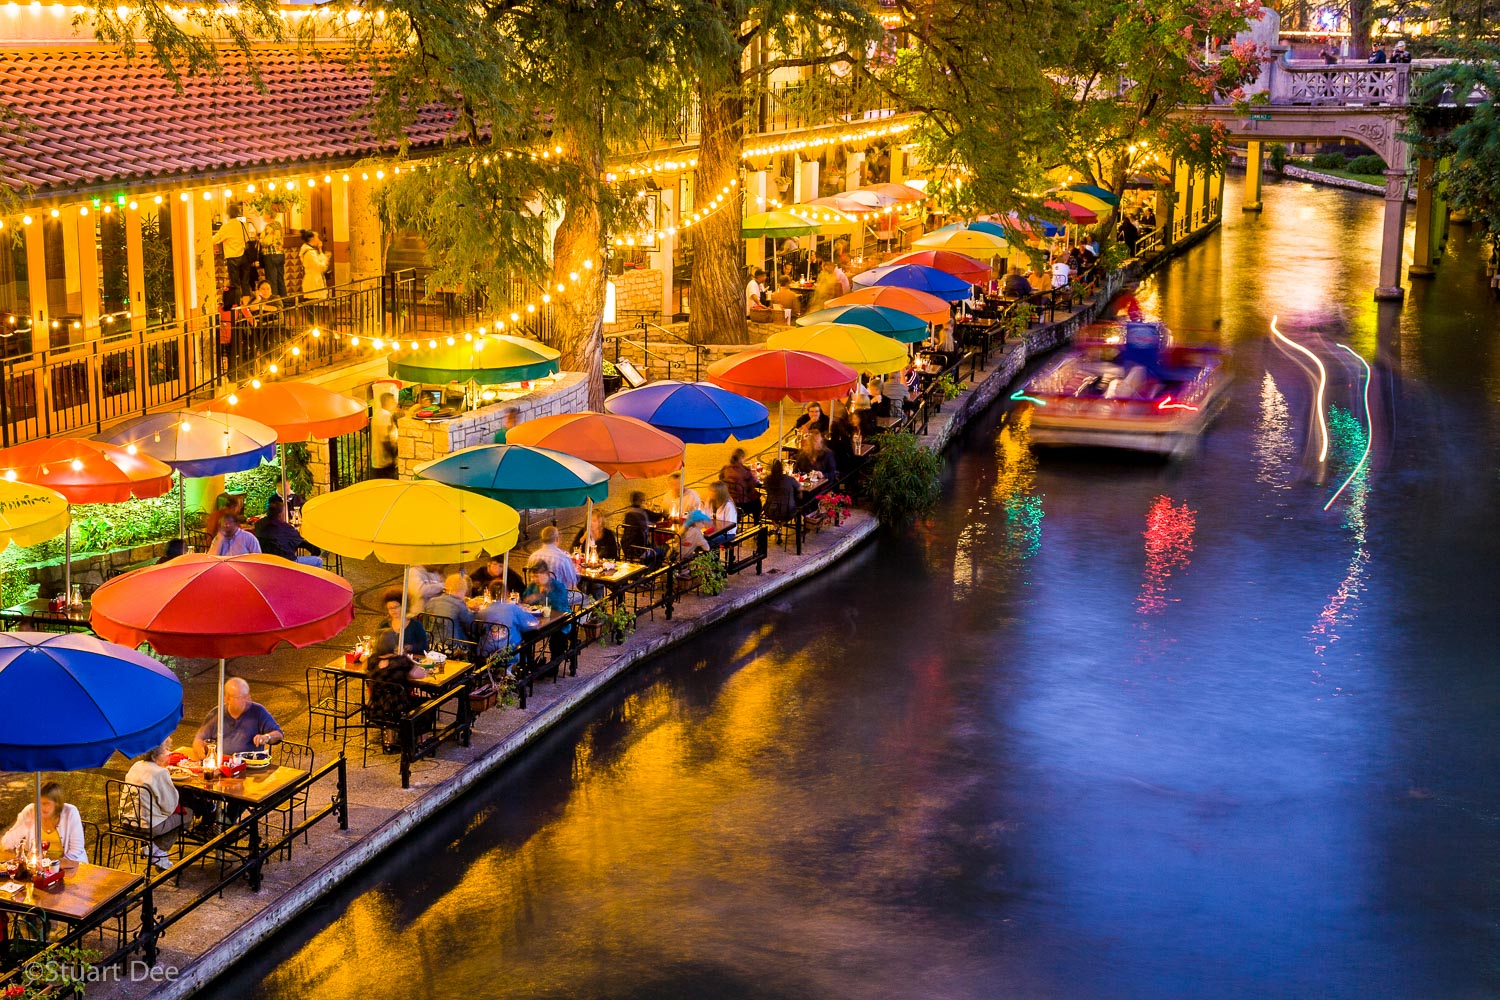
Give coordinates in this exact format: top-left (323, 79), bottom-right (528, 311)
top-left (1012, 319), bottom-right (1230, 457)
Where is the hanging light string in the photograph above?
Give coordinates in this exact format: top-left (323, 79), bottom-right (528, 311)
top-left (611, 179), bottom-right (738, 248)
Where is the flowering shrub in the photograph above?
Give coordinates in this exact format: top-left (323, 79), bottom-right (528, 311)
top-left (817, 492), bottom-right (852, 519)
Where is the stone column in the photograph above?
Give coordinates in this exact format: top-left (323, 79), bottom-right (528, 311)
top-left (347, 175), bottom-right (382, 284)
top-left (1243, 140), bottom-right (1264, 212)
top-left (795, 157), bottom-right (819, 205)
top-left (24, 218), bottom-right (47, 335)
top-left (844, 152), bottom-right (864, 194)
top-left (657, 185), bottom-right (677, 320)
top-left (1374, 169), bottom-right (1408, 301)
top-left (1409, 157), bottom-right (1436, 278)
top-left (124, 202), bottom-right (146, 333)
top-left (189, 196), bottom-right (217, 318)
top-left (74, 207), bottom-right (99, 338)
top-left (330, 174), bottom-right (351, 289)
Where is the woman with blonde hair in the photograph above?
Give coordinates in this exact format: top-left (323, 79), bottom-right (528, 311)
top-left (2, 782), bottom-right (87, 862)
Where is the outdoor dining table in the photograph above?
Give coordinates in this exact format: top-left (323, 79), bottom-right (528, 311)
top-left (575, 560), bottom-right (649, 593)
top-left (169, 763), bottom-right (307, 808)
top-left (0, 598), bottom-right (95, 633)
top-left (650, 518), bottom-right (736, 547)
top-left (0, 859), bottom-right (142, 938)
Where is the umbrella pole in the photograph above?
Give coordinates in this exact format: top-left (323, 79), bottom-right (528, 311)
top-left (399, 566), bottom-right (410, 653)
top-left (216, 657), bottom-right (225, 760)
top-left (584, 497), bottom-right (594, 561)
top-left (280, 442), bottom-right (289, 505)
top-left (502, 551), bottom-right (510, 600)
top-left (63, 514), bottom-right (71, 602)
top-left (33, 772), bottom-right (41, 860)
top-left (178, 471), bottom-right (186, 540)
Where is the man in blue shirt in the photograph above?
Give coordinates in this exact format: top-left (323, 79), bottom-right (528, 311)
top-left (475, 585), bottom-right (540, 669)
top-left (191, 678), bottom-right (283, 757)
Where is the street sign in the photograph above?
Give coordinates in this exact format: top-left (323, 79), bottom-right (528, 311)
top-left (1248, 113), bottom-right (1273, 121)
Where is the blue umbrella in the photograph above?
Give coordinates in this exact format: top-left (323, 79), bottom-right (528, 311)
top-left (796, 304), bottom-right (929, 344)
top-left (604, 380), bottom-right (770, 445)
top-left (852, 263), bottom-right (972, 303)
top-left (0, 632), bottom-right (182, 859)
top-left (1066, 183), bottom-right (1121, 207)
top-left (414, 444), bottom-right (610, 509)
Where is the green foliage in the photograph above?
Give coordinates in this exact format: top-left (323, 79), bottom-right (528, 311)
top-left (1268, 143), bottom-right (1288, 172)
top-left (1406, 41), bottom-right (1500, 238)
top-left (868, 431), bottom-right (942, 527)
top-left (282, 444), bottom-right (313, 500)
top-left (935, 373), bottom-right (964, 401)
top-left (16, 942), bottom-right (101, 996)
top-left (1311, 152), bottom-right (1350, 169)
top-left (602, 358), bottom-right (620, 379)
top-left (1098, 239), bottom-right (1129, 273)
top-left (225, 462), bottom-right (284, 518)
top-left (596, 600), bottom-right (637, 646)
top-left (688, 552), bottom-right (727, 597)
top-left (1346, 154), bottom-right (1387, 175)
top-left (1007, 302), bottom-right (1036, 341)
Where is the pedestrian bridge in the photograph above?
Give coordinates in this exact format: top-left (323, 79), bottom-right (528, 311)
top-left (1182, 60), bottom-right (1474, 299)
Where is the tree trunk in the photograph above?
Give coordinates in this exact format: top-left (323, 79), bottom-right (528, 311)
top-left (1348, 0), bottom-right (1373, 59)
top-left (550, 115), bottom-right (607, 410)
top-left (690, 79), bottom-right (749, 346)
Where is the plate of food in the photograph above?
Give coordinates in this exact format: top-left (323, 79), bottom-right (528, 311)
top-left (424, 650), bottom-right (447, 665)
top-left (168, 764), bottom-right (197, 781)
top-left (238, 750), bottom-right (272, 769)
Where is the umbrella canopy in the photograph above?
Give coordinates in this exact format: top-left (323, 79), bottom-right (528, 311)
top-left (796, 304), bottom-right (929, 344)
top-left (827, 286), bottom-right (950, 325)
top-left (97, 410), bottom-right (277, 479)
top-left (0, 632), bottom-right (181, 772)
top-left (90, 554), bottom-right (355, 659)
top-left (912, 227), bottom-right (1010, 255)
top-left (1050, 188), bottom-right (1114, 213)
top-left (783, 205), bottom-right (856, 231)
top-left (1065, 183), bottom-right (1121, 207)
top-left (1042, 200), bottom-right (1098, 224)
top-left (809, 194), bottom-right (870, 213)
top-left (196, 381), bottom-right (368, 442)
top-left (741, 211), bottom-right (822, 239)
top-left (390, 336), bottom-right (560, 385)
top-left (507, 413), bottom-right (685, 479)
top-left (415, 445), bottom-right (610, 509)
top-left (852, 263), bottom-right (973, 302)
top-left (301, 480), bottom-right (521, 565)
top-left (0, 439), bottom-right (172, 504)
top-left (0, 481), bottom-right (70, 549)
top-left (768, 324), bottom-right (908, 377)
top-left (604, 381), bottom-right (770, 445)
top-left (704, 349), bottom-right (858, 404)
top-left (852, 182), bottom-right (927, 205)
top-left (886, 250), bottom-right (994, 283)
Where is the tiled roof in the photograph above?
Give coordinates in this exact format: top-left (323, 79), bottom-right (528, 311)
top-left (0, 44), bottom-right (458, 195)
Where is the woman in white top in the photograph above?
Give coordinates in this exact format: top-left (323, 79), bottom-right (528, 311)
top-left (299, 230), bottom-right (331, 299)
top-left (122, 740), bottom-right (192, 869)
top-left (708, 481), bottom-right (738, 539)
top-left (1, 781), bottom-right (87, 863)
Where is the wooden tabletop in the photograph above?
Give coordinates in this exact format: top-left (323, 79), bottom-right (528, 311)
top-left (321, 654), bottom-right (480, 691)
top-left (171, 764), bottom-right (307, 806)
top-left (1, 598), bottom-right (92, 622)
top-left (575, 561), bottom-right (649, 586)
top-left (0, 861), bottom-right (141, 923)
top-left (651, 518), bottom-right (735, 540)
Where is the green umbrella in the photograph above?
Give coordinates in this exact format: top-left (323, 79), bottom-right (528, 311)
top-left (741, 211), bottom-right (821, 240)
top-left (390, 335), bottom-right (561, 384)
top-left (414, 444), bottom-right (609, 509)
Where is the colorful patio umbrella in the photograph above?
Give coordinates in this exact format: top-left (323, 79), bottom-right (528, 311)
top-left (886, 250), bottom-right (994, 284)
top-left (809, 194), bottom-right (871, 213)
top-left (302, 479), bottom-right (521, 641)
top-left (852, 182), bottom-right (927, 205)
top-left (415, 445), bottom-right (610, 509)
top-left (1049, 188), bottom-right (1114, 214)
top-left (767, 323), bottom-right (908, 377)
top-left (741, 211), bottom-right (821, 240)
top-left (389, 335), bottom-right (561, 385)
top-left (912, 227), bottom-right (1010, 256)
top-left (852, 263), bottom-right (973, 302)
top-left (1042, 200), bottom-right (1099, 224)
top-left (506, 413), bottom-right (686, 479)
top-left (0, 631), bottom-right (181, 861)
top-left (604, 381), bottom-right (770, 446)
top-left (0, 438), bottom-right (173, 598)
top-left (783, 205), bottom-right (857, 231)
top-left (197, 381), bottom-right (368, 505)
top-left (705, 348), bottom-right (859, 448)
top-left (1065, 183), bottom-right (1121, 207)
top-left (827, 286), bottom-right (950, 325)
top-left (98, 409), bottom-right (278, 537)
top-left (796, 304), bottom-right (929, 344)
top-left (0, 481), bottom-right (70, 550)
top-left (91, 554), bottom-right (354, 756)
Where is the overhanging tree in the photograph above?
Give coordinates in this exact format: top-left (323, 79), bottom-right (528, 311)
top-left (1406, 40), bottom-right (1500, 250)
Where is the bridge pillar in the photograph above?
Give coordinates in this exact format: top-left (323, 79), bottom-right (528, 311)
top-left (1375, 169), bottom-right (1408, 301)
top-left (1242, 140), bottom-right (1264, 212)
top-left (1410, 157), bottom-right (1436, 278)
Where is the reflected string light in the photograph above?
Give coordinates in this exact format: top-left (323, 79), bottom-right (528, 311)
top-left (1323, 344), bottom-right (1373, 512)
top-left (1137, 495), bottom-right (1196, 615)
top-left (1269, 315), bottom-right (1328, 463)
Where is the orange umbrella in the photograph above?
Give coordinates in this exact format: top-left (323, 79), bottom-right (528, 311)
top-left (196, 381), bottom-right (369, 502)
top-left (827, 286), bottom-right (950, 325)
top-left (0, 438), bottom-right (173, 597)
top-left (506, 413), bottom-right (685, 479)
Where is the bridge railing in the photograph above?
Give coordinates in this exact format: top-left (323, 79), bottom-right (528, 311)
top-left (1232, 58), bottom-right (1484, 109)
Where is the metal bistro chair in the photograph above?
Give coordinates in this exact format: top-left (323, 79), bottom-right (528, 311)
top-left (305, 665), bottom-right (360, 754)
top-left (103, 778), bottom-right (181, 874)
top-left (2, 909), bottom-right (49, 969)
top-left (265, 740), bottom-right (315, 858)
top-left (417, 613), bottom-right (460, 649)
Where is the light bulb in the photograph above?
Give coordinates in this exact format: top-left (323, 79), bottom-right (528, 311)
top-left (250, 379), bottom-right (262, 389)
top-left (290, 346), bottom-right (300, 356)
top-left (126, 444), bottom-right (137, 455)
top-left (227, 394), bottom-right (238, 405)
top-left (2, 471), bottom-right (13, 482)
top-left (70, 459), bottom-right (83, 471)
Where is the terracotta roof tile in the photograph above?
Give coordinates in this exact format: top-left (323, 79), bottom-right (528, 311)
top-left (0, 44), bottom-right (456, 195)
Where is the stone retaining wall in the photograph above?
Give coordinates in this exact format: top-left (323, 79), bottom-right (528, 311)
top-left (602, 268), bottom-right (664, 334)
top-left (394, 372), bottom-right (590, 477)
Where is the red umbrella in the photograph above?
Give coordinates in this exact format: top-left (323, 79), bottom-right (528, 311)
top-left (506, 412), bottom-right (685, 479)
top-left (91, 554), bottom-right (354, 754)
top-left (1043, 200), bottom-right (1098, 224)
top-left (0, 438), bottom-right (174, 598)
top-left (885, 250), bottom-right (993, 284)
top-left (705, 349), bottom-right (858, 405)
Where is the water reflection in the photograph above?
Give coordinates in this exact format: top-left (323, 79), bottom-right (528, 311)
top-left (1136, 496), bottom-right (1196, 615)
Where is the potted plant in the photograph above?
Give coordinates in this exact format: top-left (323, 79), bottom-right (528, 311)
top-left (598, 601), bottom-right (637, 646)
top-left (817, 491), bottom-right (853, 526)
top-left (602, 359), bottom-right (624, 395)
top-left (688, 552), bottom-right (728, 596)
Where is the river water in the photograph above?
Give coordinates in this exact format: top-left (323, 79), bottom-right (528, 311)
top-left (213, 178), bottom-right (1500, 1000)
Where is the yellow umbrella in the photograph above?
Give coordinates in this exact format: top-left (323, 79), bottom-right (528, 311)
top-left (913, 228), bottom-right (1010, 255)
top-left (301, 479), bottom-right (520, 642)
top-left (768, 323), bottom-right (909, 377)
top-left (1049, 188), bottom-right (1114, 213)
top-left (0, 481), bottom-right (70, 549)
